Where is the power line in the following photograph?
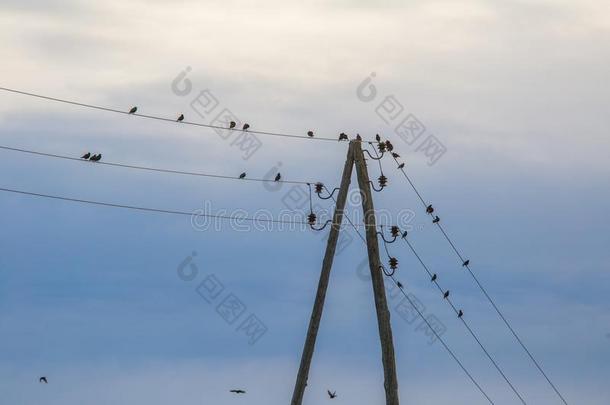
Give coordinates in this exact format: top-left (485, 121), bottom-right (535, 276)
top-left (398, 236), bottom-right (527, 404)
top-left (390, 154), bottom-right (569, 405)
top-left (0, 186), bottom-right (311, 227)
top-left (0, 144), bottom-right (313, 185)
top-left (0, 86), bottom-right (360, 142)
top-left (0, 186), bottom-right (387, 229)
top-left (325, 186), bottom-right (496, 405)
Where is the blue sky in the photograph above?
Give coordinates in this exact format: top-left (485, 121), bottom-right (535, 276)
top-left (1, 0), bottom-right (609, 404)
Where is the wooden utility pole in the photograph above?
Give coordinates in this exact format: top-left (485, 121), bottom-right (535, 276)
top-left (291, 141), bottom-right (400, 405)
top-left (291, 142), bottom-right (355, 405)
top-left (353, 142), bottom-right (400, 405)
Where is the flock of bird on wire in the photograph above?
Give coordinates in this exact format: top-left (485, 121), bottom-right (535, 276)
top-left (59, 105), bottom-right (470, 400)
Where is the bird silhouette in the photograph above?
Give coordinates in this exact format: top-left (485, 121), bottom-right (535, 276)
top-left (458, 310), bottom-right (464, 318)
top-left (375, 134), bottom-right (381, 142)
top-left (396, 281), bottom-right (403, 289)
top-left (443, 290), bottom-right (450, 299)
top-left (462, 260), bottom-right (470, 267)
top-left (356, 134), bottom-right (362, 141)
top-left (239, 172), bottom-right (246, 179)
top-left (89, 154), bottom-right (102, 162)
top-left (177, 114), bottom-right (184, 122)
top-left (274, 173), bottom-right (281, 182)
top-left (327, 390), bottom-right (337, 399)
top-left (128, 106), bottom-right (137, 114)
top-left (431, 274), bottom-right (437, 282)
top-left (338, 132), bottom-right (348, 141)
top-left (392, 152), bottom-right (400, 158)
top-left (242, 123), bottom-right (250, 131)
top-left (397, 163), bottom-right (405, 169)
top-left (39, 377), bottom-right (48, 384)
top-left (385, 140), bottom-right (394, 151)
top-left (81, 152), bottom-right (91, 159)
top-left (426, 204), bottom-right (434, 214)
top-left (432, 216), bottom-right (440, 224)
top-left (401, 231), bottom-right (408, 239)
top-left (230, 389), bottom-right (246, 394)
top-left (307, 130), bottom-right (314, 137)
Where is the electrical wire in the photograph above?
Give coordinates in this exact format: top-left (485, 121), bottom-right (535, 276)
top-left (390, 153), bottom-right (569, 405)
top-left (0, 186), bottom-right (388, 229)
top-left (324, 185), bottom-right (496, 405)
top-left (0, 86), bottom-right (369, 143)
top-left (397, 236), bottom-right (528, 404)
top-left (0, 144), bottom-right (312, 185)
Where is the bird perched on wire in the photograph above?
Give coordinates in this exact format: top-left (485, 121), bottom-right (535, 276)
top-left (426, 204), bottom-right (434, 214)
top-left (239, 172), bottom-right (246, 179)
top-left (338, 132), bottom-right (348, 141)
top-left (89, 154), bottom-right (102, 162)
top-left (229, 121), bottom-right (236, 129)
top-left (397, 163), bottom-right (405, 169)
top-left (443, 290), bottom-right (450, 299)
top-left (39, 377), bottom-right (48, 384)
top-left (458, 310), bottom-right (464, 318)
top-left (80, 152), bottom-right (91, 160)
top-left (385, 140), bottom-right (394, 151)
top-left (392, 152), bottom-right (400, 158)
top-left (462, 260), bottom-right (470, 267)
top-left (431, 274), bottom-right (437, 282)
top-left (432, 216), bottom-right (440, 224)
top-left (230, 389), bottom-right (246, 394)
top-left (177, 114), bottom-right (184, 122)
top-left (396, 281), bottom-right (403, 289)
top-left (128, 106), bottom-right (137, 114)
top-left (307, 130), bottom-right (314, 138)
top-left (274, 173), bottom-right (281, 182)
top-left (242, 123), bottom-right (250, 131)
top-left (375, 134), bottom-right (381, 142)
top-left (401, 231), bottom-right (408, 239)
top-left (327, 390), bottom-right (337, 399)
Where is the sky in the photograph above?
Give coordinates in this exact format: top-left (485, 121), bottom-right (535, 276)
top-left (0, 0), bottom-right (609, 404)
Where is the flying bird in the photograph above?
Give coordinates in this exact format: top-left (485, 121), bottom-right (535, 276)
top-left (375, 134), bottom-right (381, 142)
top-left (242, 123), bottom-right (250, 131)
top-left (230, 389), bottom-right (246, 394)
top-left (426, 204), bottom-right (434, 214)
top-left (327, 390), bottom-right (337, 399)
top-left (338, 132), bottom-right (348, 141)
top-left (229, 121), bottom-right (236, 129)
top-left (443, 290), bottom-right (450, 299)
top-left (307, 130), bottom-right (314, 137)
top-left (397, 163), bottom-right (405, 169)
top-left (39, 377), bottom-right (48, 384)
top-left (462, 260), bottom-right (470, 267)
top-left (128, 106), bottom-right (137, 114)
top-left (274, 173), bottom-right (281, 182)
top-left (458, 310), bottom-right (464, 318)
top-left (432, 216), bottom-right (440, 224)
top-left (431, 274), bottom-right (437, 282)
top-left (177, 114), bottom-right (184, 122)
top-left (81, 152), bottom-right (91, 160)
top-left (239, 172), bottom-right (246, 179)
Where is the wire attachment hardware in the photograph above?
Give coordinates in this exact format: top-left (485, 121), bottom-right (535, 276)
top-left (317, 185), bottom-right (339, 200)
top-left (309, 219), bottom-right (332, 231)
